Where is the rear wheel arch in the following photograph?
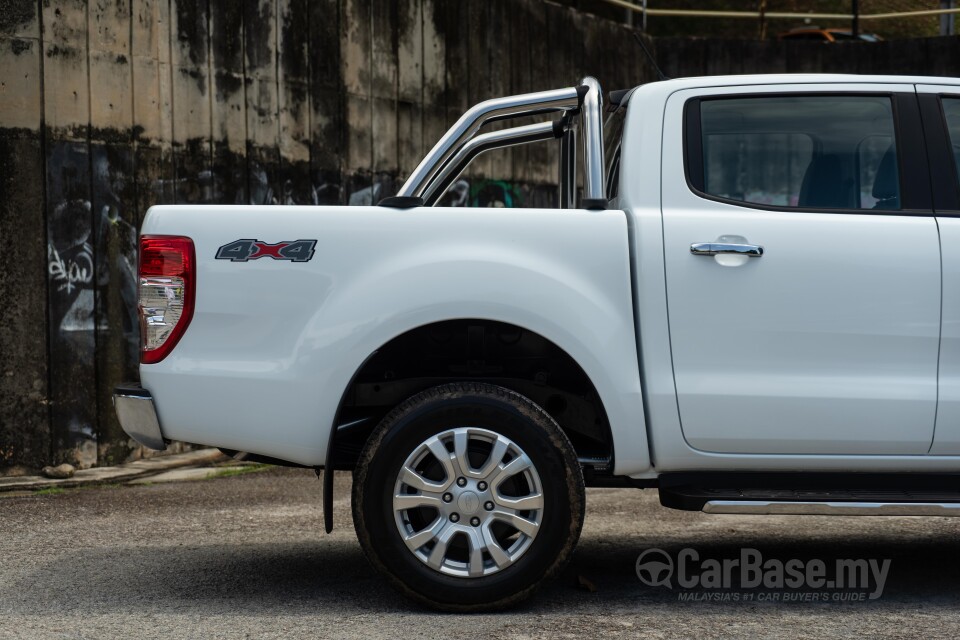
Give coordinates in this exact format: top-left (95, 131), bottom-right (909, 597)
top-left (326, 318), bottom-right (614, 477)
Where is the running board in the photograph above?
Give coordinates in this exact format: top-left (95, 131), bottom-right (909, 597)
top-left (702, 500), bottom-right (960, 517)
top-left (658, 472), bottom-right (960, 515)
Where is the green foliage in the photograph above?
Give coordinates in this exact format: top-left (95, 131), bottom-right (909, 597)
top-left (210, 464), bottom-right (272, 479)
top-left (33, 487), bottom-right (65, 496)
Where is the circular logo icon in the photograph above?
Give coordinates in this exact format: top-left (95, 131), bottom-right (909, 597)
top-left (636, 548), bottom-right (674, 588)
top-left (457, 491), bottom-right (480, 514)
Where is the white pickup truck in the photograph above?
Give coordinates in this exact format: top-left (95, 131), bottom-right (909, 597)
top-left (114, 74), bottom-right (960, 610)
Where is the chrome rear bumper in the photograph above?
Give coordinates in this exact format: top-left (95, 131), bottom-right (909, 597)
top-left (113, 383), bottom-right (167, 451)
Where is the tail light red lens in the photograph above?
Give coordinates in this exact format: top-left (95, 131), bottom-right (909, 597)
top-left (139, 235), bottom-right (196, 364)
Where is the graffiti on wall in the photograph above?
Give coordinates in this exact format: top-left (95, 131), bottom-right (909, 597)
top-left (46, 150), bottom-right (138, 339)
top-left (44, 143), bottom-right (141, 467)
top-left (437, 179), bottom-right (526, 208)
top-left (148, 166), bottom-right (542, 208)
top-left (47, 202), bottom-right (93, 296)
top-left (36, 138), bottom-right (552, 469)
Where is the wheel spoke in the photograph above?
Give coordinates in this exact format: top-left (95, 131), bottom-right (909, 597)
top-left (475, 437), bottom-right (509, 478)
top-left (481, 525), bottom-right (511, 568)
top-left (492, 509), bottom-right (539, 537)
top-left (403, 516), bottom-right (445, 552)
top-left (426, 437), bottom-right (456, 486)
top-left (400, 465), bottom-right (445, 493)
top-left (495, 491), bottom-right (543, 512)
top-left (453, 429), bottom-right (472, 476)
top-left (464, 528), bottom-right (486, 577)
top-left (426, 524), bottom-right (458, 570)
top-left (393, 492), bottom-right (442, 510)
top-left (489, 453), bottom-right (532, 490)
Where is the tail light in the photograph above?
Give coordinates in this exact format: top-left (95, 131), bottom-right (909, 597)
top-left (139, 235), bottom-right (196, 364)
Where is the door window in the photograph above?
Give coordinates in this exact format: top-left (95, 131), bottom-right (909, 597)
top-left (942, 98), bottom-right (960, 182)
top-left (692, 96), bottom-right (900, 210)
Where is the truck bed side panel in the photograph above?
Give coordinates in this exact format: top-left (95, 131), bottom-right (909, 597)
top-left (139, 205), bottom-right (650, 474)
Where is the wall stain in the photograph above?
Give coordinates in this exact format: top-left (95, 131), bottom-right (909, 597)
top-left (175, 0), bottom-right (208, 66)
top-left (0, 0), bottom-right (35, 35)
top-left (243, 0), bottom-right (273, 71)
top-left (45, 44), bottom-right (80, 60)
top-left (10, 39), bottom-right (32, 55)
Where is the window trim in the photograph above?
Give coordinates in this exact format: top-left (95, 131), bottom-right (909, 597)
top-left (919, 93), bottom-right (960, 212)
top-left (682, 91), bottom-right (934, 216)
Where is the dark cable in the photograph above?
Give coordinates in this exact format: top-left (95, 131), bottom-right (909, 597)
top-left (633, 30), bottom-right (669, 81)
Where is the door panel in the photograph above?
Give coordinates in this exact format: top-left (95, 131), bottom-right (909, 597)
top-left (934, 217), bottom-right (960, 454)
top-left (919, 85), bottom-right (960, 454)
top-left (661, 85), bottom-right (941, 455)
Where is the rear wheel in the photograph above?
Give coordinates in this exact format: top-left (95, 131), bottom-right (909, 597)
top-left (352, 382), bottom-right (585, 611)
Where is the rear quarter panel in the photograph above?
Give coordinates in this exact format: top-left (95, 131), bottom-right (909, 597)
top-left (140, 205), bottom-right (650, 474)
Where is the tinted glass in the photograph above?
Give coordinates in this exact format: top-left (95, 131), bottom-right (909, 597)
top-left (604, 99), bottom-right (628, 199)
top-left (699, 96), bottom-right (900, 210)
top-left (943, 98), bottom-right (960, 183)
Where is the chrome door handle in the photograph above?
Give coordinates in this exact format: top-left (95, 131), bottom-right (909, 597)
top-left (690, 242), bottom-right (763, 257)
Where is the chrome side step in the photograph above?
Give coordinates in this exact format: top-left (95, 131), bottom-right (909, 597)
top-left (703, 500), bottom-right (960, 517)
top-left (657, 472), bottom-right (960, 513)
top-left (578, 456), bottom-right (612, 473)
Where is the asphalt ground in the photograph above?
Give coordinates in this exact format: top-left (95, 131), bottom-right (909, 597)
top-left (2, 467), bottom-right (959, 639)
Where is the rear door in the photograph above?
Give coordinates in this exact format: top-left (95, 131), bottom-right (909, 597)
top-left (660, 83), bottom-right (941, 455)
top-left (918, 85), bottom-right (960, 455)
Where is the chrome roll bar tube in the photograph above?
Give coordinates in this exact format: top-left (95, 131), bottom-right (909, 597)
top-left (397, 86), bottom-right (583, 199)
top-left (578, 76), bottom-right (606, 206)
top-left (422, 121), bottom-right (563, 206)
top-left (392, 77), bottom-right (606, 209)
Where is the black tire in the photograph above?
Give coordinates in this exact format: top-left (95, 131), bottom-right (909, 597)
top-left (352, 382), bottom-right (585, 611)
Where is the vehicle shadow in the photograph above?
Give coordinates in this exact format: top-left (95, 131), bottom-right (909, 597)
top-left (566, 533), bottom-right (960, 609)
top-left (4, 532), bottom-right (960, 615)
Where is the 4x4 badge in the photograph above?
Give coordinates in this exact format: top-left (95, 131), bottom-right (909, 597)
top-left (215, 239), bottom-right (317, 262)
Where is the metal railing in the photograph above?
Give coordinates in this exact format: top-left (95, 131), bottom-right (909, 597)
top-left (598, 0), bottom-right (960, 22)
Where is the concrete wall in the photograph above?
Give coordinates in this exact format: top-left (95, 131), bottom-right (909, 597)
top-left (0, 0), bottom-right (654, 470)
top-left (656, 35), bottom-right (960, 78)
top-left (2, 0), bottom-right (959, 470)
